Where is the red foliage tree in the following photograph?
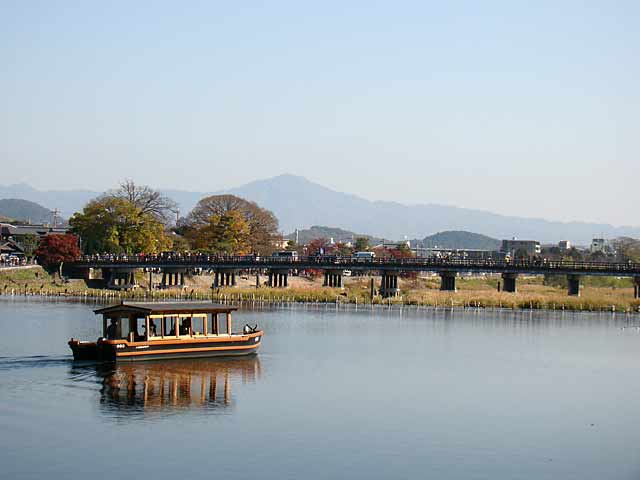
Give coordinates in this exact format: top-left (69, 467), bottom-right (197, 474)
top-left (35, 234), bottom-right (81, 270)
top-left (305, 238), bottom-right (327, 256)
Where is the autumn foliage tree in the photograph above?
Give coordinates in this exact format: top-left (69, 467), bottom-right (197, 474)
top-left (180, 195), bottom-right (278, 254)
top-left (186, 210), bottom-right (251, 254)
top-left (35, 234), bottom-right (81, 270)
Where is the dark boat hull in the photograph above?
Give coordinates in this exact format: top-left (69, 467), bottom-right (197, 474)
top-left (69, 332), bottom-right (263, 362)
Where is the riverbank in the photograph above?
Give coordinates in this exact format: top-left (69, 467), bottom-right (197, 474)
top-left (1, 267), bottom-right (638, 312)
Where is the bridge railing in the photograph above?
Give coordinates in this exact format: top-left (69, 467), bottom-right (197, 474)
top-left (68, 254), bottom-right (640, 274)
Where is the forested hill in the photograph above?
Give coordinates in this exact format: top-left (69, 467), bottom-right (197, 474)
top-left (419, 231), bottom-right (501, 250)
top-left (0, 199), bottom-right (56, 225)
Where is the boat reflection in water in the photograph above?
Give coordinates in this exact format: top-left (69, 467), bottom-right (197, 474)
top-left (96, 356), bottom-right (262, 418)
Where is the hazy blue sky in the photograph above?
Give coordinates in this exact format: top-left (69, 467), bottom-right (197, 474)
top-left (1, 1), bottom-right (638, 225)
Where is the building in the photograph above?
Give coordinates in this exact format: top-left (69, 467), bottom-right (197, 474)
top-left (0, 223), bottom-right (69, 242)
top-left (0, 239), bottom-right (25, 258)
top-left (558, 240), bottom-right (571, 252)
top-left (590, 238), bottom-right (616, 255)
top-left (500, 239), bottom-right (541, 257)
top-left (272, 236), bottom-right (289, 250)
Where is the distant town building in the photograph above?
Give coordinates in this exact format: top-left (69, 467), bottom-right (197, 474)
top-left (0, 223), bottom-right (69, 242)
top-left (558, 240), bottom-right (571, 252)
top-left (590, 238), bottom-right (616, 255)
top-left (0, 239), bottom-right (25, 258)
top-left (272, 236), bottom-right (289, 249)
top-left (500, 239), bottom-right (541, 256)
top-left (374, 240), bottom-right (411, 250)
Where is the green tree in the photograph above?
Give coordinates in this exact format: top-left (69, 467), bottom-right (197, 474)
top-left (285, 239), bottom-right (297, 251)
top-left (16, 234), bottom-right (39, 259)
top-left (614, 237), bottom-right (640, 262)
top-left (70, 197), bottom-right (171, 254)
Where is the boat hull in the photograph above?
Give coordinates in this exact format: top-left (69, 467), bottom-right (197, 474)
top-left (69, 331), bottom-right (263, 362)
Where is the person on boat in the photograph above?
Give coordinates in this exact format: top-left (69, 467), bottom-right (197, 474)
top-left (149, 320), bottom-right (157, 336)
top-left (105, 319), bottom-right (118, 339)
top-left (179, 319), bottom-right (190, 335)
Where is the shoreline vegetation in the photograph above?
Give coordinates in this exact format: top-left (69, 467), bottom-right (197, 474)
top-left (1, 266), bottom-right (639, 313)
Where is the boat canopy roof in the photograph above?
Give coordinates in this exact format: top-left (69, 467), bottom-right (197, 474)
top-left (94, 301), bottom-right (237, 316)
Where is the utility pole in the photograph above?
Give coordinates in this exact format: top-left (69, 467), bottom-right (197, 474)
top-left (51, 209), bottom-right (60, 228)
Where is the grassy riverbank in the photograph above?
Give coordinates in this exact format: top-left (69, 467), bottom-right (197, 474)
top-left (1, 267), bottom-right (638, 313)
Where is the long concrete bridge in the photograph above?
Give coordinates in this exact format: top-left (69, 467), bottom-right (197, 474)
top-left (65, 255), bottom-right (640, 298)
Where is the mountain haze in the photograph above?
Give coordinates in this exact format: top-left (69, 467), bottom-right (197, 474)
top-left (0, 199), bottom-right (57, 225)
top-left (2, 175), bottom-right (638, 244)
top-left (227, 175), bottom-right (640, 244)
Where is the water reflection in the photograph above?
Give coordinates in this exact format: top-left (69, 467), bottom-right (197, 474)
top-left (86, 356), bottom-right (262, 419)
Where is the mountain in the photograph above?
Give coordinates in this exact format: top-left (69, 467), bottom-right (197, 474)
top-left (286, 225), bottom-right (382, 245)
top-left (0, 184), bottom-right (98, 219)
top-left (0, 199), bottom-right (57, 225)
top-left (227, 174), bottom-right (640, 244)
top-left (2, 175), bottom-right (639, 244)
top-left (0, 183), bottom-right (211, 220)
top-left (418, 231), bottom-right (501, 250)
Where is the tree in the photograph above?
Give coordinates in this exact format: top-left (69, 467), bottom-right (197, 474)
top-left (107, 179), bottom-right (178, 224)
top-left (354, 237), bottom-right (370, 252)
top-left (70, 197), bottom-right (172, 254)
top-left (285, 240), bottom-right (297, 251)
top-left (614, 237), bottom-right (640, 262)
top-left (306, 238), bottom-right (327, 256)
top-left (389, 243), bottom-right (414, 259)
top-left (16, 234), bottom-right (39, 259)
top-left (181, 195), bottom-right (278, 254)
top-left (334, 242), bottom-right (353, 256)
top-left (186, 210), bottom-right (250, 254)
top-left (35, 234), bottom-right (81, 270)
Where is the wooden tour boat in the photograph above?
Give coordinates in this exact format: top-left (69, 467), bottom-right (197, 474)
top-left (69, 301), bottom-right (262, 362)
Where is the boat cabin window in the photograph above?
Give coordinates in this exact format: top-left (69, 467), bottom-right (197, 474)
top-left (103, 316), bottom-right (149, 341)
top-left (162, 316), bottom-right (179, 337)
top-left (191, 315), bottom-right (206, 336)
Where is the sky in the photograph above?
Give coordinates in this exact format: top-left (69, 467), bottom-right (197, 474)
top-left (0, 1), bottom-right (638, 226)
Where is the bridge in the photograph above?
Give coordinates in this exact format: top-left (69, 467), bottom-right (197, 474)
top-left (65, 255), bottom-right (640, 298)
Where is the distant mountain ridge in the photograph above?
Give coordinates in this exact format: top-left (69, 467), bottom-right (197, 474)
top-left (0, 199), bottom-right (57, 225)
top-left (2, 175), bottom-right (639, 244)
top-left (227, 175), bottom-right (640, 244)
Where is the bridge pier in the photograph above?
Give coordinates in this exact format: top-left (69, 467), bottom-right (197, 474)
top-left (213, 270), bottom-right (238, 288)
top-left (104, 268), bottom-right (137, 290)
top-left (634, 277), bottom-right (640, 299)
top-left (567, 275), bottom-right (581, 296)
top-left (501, 273), bottom-right (518, 293)
top-left (380, 272), bottom-right (400, 297)
top-left (324, 270), bottom-right (344, 288)
top-left (439, 271), bottom-right (457, 292)
top-left (269, 270), bottom-right (289, 288)
top-left (161, 269), bottom-right (186, 288)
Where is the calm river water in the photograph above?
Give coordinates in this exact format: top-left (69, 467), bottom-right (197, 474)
top-left (1, 298), bottom-right (640, 479)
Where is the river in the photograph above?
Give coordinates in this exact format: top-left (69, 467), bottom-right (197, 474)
top-left (1, 298), bottom-right (639, 479)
